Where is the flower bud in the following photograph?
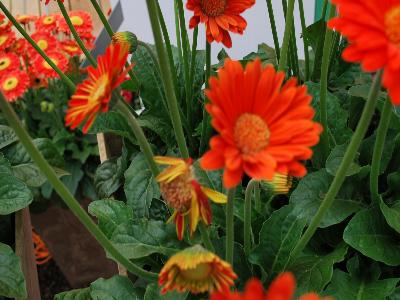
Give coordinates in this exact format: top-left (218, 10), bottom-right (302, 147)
top-left (111, 31), bottom-right (138, 53)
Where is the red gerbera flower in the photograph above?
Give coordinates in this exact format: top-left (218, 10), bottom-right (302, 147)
top-left (28, 32), bottom-right (58, 55)
top-left (201, 59), bottom-right (322, 188)
top-left (328, 0), bottom-right (400, 104)
top-left (0, 31), bottom-right (16, 51)
top-left (0, 18), bottom-right (12, 34)
top-left (32, 51), bottom-right (68, 79)
top-left (58, 10), bottom-right (93, 34)
top-left (12, 38), bottom-right (27, 56)
top-left (0, 70), bottom-right (29, 102)
top-left (35, 14), bottom-right (60, 33)
top-left (65, 43), bottom-right (131, 133)
top-left (186, 0), bottom-right (255, 48)
top-left (61, 40), bottom-right (82, 57)
top-left (16, 15), bottom-right (37, 25)
top-left (0, 52), bottom-right (21, 78)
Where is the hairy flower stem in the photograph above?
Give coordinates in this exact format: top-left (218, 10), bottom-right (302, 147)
top-left (226, 188), bottom-right (236, 265)
top-left (0, 2), bottom-right (75, 91)
top-left (289, 70), bottom-right (383, 262)
top-left (278, 0), bottom-right (296, 71)
top-left (244, 180), bottom-right (258, 255)
top-left (265, 0), bottom-right (281, 61)
top-left (146, 0), bottom-right (190, 159)
top-left (319, 6), bottom-right (337, 161)
top-left (0, 92), bottom-right (158, 282)
top-left (298, 0), bottom-right (310, 80)
top-left (254, 182), bottom-right (262, 212)
top-left (370, 98), bottom-right (392, 204)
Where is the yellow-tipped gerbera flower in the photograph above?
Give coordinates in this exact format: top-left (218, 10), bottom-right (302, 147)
top-left (154, 156), bottom-right (227, 240)
top-left (159, 245), bottom-right (237, 294)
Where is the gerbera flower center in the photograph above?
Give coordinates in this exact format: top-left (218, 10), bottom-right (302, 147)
top-left (0, 58), bottom-right (11, 71)
top-left (234, 113), bottom-right (270, 155)
top-left (37, 39), bottom-right (49, 50)
top-left (3, 77), bottom-right (18, 91)
top-left (70, 16), bottom-right (84, 26)
top-left (160, 171), bottom-right (193, 212)
top-left (43, 16), bottom-right (55, 25)
top-left (64, 45), bottom-right (79, 52)
top-left (200, 0), bottom-right (226, 17)
top-left (43, 58), bottom-right (59, 70)
top-left (385, 5), bottom-right (400, 48)
top-left (180, 263), bottom-right (212, 281)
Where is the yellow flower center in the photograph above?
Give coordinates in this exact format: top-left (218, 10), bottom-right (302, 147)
top-left (0, 35), bottom-right (8, 46)
top-left (70, 16), bottom-right (84, 26)
top-left (3, 77), bottom-right (18, 91)
top-left (0, 58), bottom-right (11, 71)
top-left (180, 263), bottom-right (212, 281)
top-left (234, 113), bottom-right (270, 155)
top-left (200, 0), bottom-right (226, 17)
top-left (160, 171), bottom-right (193, 212)
top-left (43, 58), bottom-right (59, 70)
top-left (43, 16), bottom-right (55, 25)
top-left (37, 39), bottom-right (49, 50)
top-left (64, 45), bottom-right (79, 52)
top-left (386, 5), bottom-right (400, 48)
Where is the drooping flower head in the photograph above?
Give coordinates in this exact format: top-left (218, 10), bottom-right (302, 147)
top-left (58, 10), bottom-right (93, 34)
top-left (328, 0), bottom-right (400, 104)
top-left (32, 51), bottom-right (68, 78)
top-left (35, 14), bottom-right (60, 33)
top-left (210, 273), bottom-right (332, 300)
top-left (0, 52), bottom-right (21, 78)
top-left (112, 31), bottom-right (138, 53)
top-left (186, 0), bottom-right (255, 48)
top-left (201, 59), bottom-right (322, 188)
top-left (0, 70), bottom-right (29, 102)
top-left (0, 31), bottom-right (16, 51)
top-left (159, 245), bottom-right (237, 294)
top-left (65, 43), bottom-right (131, 133)
top-left (155, 156), bottom-right (227, 240)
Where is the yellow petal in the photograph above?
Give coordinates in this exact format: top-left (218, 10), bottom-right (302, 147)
top-left (156, 164), bottom-right (186, 183)
top-left (201, 187), bottom-right (227, 204)
top-left (154, 156), bottom-right (185, 166)
top-left (167, 211), bottom-right (177, 224)
top-left (189, 190), bottom-right (200, 235)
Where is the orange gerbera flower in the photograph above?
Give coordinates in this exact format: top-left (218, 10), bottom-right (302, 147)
top-left (201, 59), bottom-right (322, 188)
top-left (59, 11), bottom-right (93, 34)
top-left (159, 245), bottom-right (237, 294)
top-left (0, 52), bottom-right (21, 78)
top-left (32, 51), bottom-right (68, 79)
top-left (155, 156), bottom-right (227, 240)
top-left (35, 14), bottom-right (60, 33)
top-left (0, 70), bottom-right (29, 102)
top-left (61, 40), bottom-right (82, 57)
top-left (65, 43), bottom-right (131, 133)
top-left (328, 0), bottom-right (400, 104)
top-left (0, 31), bottom-right (16, 51)
top-left (16, 15), bottom-right (37, 25)
top-left (29, 32), bottom-right (58, 55)
top-left (186, 0), bottom-right (255, 48)
top-left (210, 273), bottom-right (332, 300)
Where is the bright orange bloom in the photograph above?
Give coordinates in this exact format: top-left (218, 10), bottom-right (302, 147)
top-left (186, 0), bottom-right (255, 48)
top-left (65, 43), bottom-right (131, 133)
top-left (16, 15), bottom-right (37, 25)
top-left (32, 51), bottom-right (68, 78)
top-left (201, 59), bottom-right (322, 188)
top-left (159, 245), bottom-right (237, 294)
top-left (210, 273), bottom-right (332, 300)
top-left (35, 14), bottom-right (60, 33)
top-left (61, 40), bottom-right (82, 57)
top-left (0, 70), bottom-right (29, 102)
top-left (58, 11), bottom-right (93, 34)
top-left (0, 31), bottom-right (16, 51)
top-left (0, 53), bottom-right (21, 78)
top-left (328, 0), bottom-right (400, 104)
top-left (29, 32), bottom-right (58, 55)
top-left (155, 156), bottom-right (227, 240)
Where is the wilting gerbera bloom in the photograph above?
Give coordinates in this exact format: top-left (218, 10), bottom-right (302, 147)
top-left (159, 245), bottom-right (237, 294)
top-left (0, 31), bottom-right (16, 51)
top-left (210, 273), bottom-right (331, 300)
top-left (186, 0), bottom-right (255, 48)
top-left (32, 51), bottom-right (68, 79)
top-left (35, 14), bottom-right (60, 33)
top-left (0, 53), bottom-right (20, 78)
top-left (16, 15), bottom-right (37, 25)
top-left (65, 43), bottom-right (131, 133)
top-left (58, 11), bottom-right (93, 34)
top-left (201, 59), bottom-right (322, 188)
top-left (155, 156), bottom-right (227, 240)
top-left (29, 32), bottom-right (58, 54)
top-left (328, 0), bottom-right (400, 104)
top-left (61, 40), bottom-right (82, 57)
top-left (0, 70), bottom-right (30, 102)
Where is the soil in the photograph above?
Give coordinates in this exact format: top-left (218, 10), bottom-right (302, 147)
top-left (38, 260), bottom-right (71, 300)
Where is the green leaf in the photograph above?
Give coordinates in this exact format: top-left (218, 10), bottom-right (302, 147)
top-left (144, 284), bottom-right (188, 300)
top-left (89, 276), bottom-right (143, 300)
top-left (326, 144), bottom-right (361, 177)
top-left (290, 169), bottom-right (362, 228)
top-left (12, 163), bottom-right (69, 187)
top-left (380, 198), bottom-right (400, 234)
top-left (0, 125), bottom-right (17, 150)
top-left (343, 207), bottom-right (400, 266)
top-left (249, 205), bottom-right (306, 278)
top-left (389, 287), bottom-right (400, 300)
top-left (61, 160), bottom-right (84, 196)
top-left (304, 20), bottom-right (326, 79)
top-left (0, 154), bottom-right (12, 175)
top-left (88, 200), bottom-right (134, 238)
top-left (124, 153), bottom-right (160, 218)
top-left (193, 160), bottom-right (224, 193)
top-left (54, 288), bottom-right (91, 300)
top-left (0, 242), bottom-right (27, 298)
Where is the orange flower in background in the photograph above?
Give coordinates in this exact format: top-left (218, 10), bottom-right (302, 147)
top-left (0, 31), bottom-right (16, 51)
top-left (159, 245), bottom-right (237, 294)
top-left (0, 70), bottom-right (29, 102)
top-left (65, 43), bottom-right (131, 133)
top-left (32, 51), bottom-right (68, 78)
top-left (201, 59), bottom-right (322, 188)
top-left (0, 18), bottom-right (12, 33)
top-left (29, 32), bottom-right (58, 55)
top-left (155, 156), bottom-right (227, 240)
top-left (16, 15), bottom-right (37, 25)
top-left (328, 0), bottom-right (400, 104)
top-left (61, 40), bottom-right (82, 57)
top-left (186, 0), bottom-right (255, 48)
top-left (0, 52), bottom-right (20, 78)
top-left (35, 14), bottom-right (60, 33)
top-left (210, 273), bottom-right (331, 300)
top-left (59, 11), bottom-right (93, 34)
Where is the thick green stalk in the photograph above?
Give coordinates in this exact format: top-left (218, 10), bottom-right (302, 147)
top-left (187, 27), bottom-right (199, 130)
top-left (298, 0), bottom-right (310, 80)
top-left (199, 42), bottom-right (212, 155)
top-left (226, 188), bottom-right (236, 265)
top-left (244, 180), bottom-right (257, 254)
top-left (265, 0), bottom-right (281, 61)
top-left (198, 222), bottom-right (215, 252)
top-left (370, 98), bottom-right (392, 203)
top-left (0, 2), bottom-right (75, 91)
top-left (174, 0), bottom-right (184, 70)
top-left (254, 181), bottom-right (262, 212)
top-left (278, 0), bottom-right (296, 71)
top-left (146, 0), bottom-right (189, 159)
top-left (0, 93), bottom-right (158, 282)
top-left (289, 70), bottom-right (383, 262)
top-left (58, 1), bottom-right (97, 67)
top-left (319, 6), bottom-right (337, 161)
top-left (175, 0), bottom-right (190, 58)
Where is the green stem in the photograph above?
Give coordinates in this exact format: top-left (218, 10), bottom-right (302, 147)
top-left (319, 6), bottom-right (337, 161)
top-left (0, 93), bottom-right (158, 282)
top-left (244, 180), bottom-right (257, 255)
top-left (298, 0), bottom-right (310, 80)
top-left (187, 26), bottom-right (199, 131)
top-left (137, 40), bottom-right (161, 72)
top-left (226, 188), bottom-right (236, 265)
top-left (0, 2), bottom-right (75, 91)
top-left (370, 98), bottom-right (392, 203)
top-left (289, 70), bottom-right (383, 262)
top-left (265, 0), bottom-right (280, 61)
top-left (278, 0), bottom-right (296, 72)
top-left (199, 222), bottom-right (215, 252)
top-left (199, 42), bottom-right (211, 155)
top-left (146, 0), bottom-right (189, 159)
top-left (255, 181), bottom-right (262, 212)
top-left (58, 1), bottom-right (97, 67)
top-left (174, 0), bottom-right (184, 71)
top-left (175, 0), bottom-right (190, 58)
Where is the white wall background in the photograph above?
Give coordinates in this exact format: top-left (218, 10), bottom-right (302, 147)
top-left (110, 0), bottom-right (315, 61)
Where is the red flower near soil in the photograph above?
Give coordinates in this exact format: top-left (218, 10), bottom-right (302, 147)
top-left (186, 0), bottom-right (255, 48)
top-left (58, 10), bottom-right (93, 34)
top-left (32, 51), bottom-right (68, 78)
top-left (0, 70), bottom-right (29, 102)
top-left (0, 31), bottom-right (16, 51)
top-left (35, 14), bottom-right (60, 33)
top-left (328, 0), bottom-right (400, 104)
top-left (201, 59), bottom-right (322, 188)
top-left (0, 52), bottom-right (21, 78)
